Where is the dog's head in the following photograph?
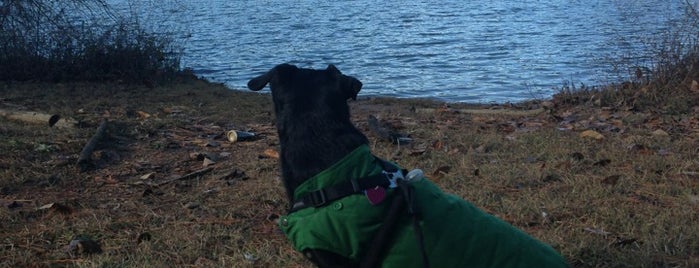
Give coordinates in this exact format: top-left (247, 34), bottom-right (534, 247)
top-left (247, 64), bottom-right (362, 117)
top-left (247, 64), bottom-right (367, 198)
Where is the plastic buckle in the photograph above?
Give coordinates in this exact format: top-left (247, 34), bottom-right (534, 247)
top-left (311, 189), bottom-right (327, 207)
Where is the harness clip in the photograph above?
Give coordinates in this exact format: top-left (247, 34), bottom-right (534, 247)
top-left (310, 189), bottom-right (327, 207)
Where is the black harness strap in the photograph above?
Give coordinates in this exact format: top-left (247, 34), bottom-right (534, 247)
top-left (289, 173), bottom-right (391, 212)
top-left (360, 191), bottom-right (405, 268)
top-left (289, 157), bottom-right (399, 213)
top-left (360, 181), bottom-right (430, 268)
top-left (289, 156), bottom-right (430, 267)
top-left (399, 181), bottom-right (430, 268)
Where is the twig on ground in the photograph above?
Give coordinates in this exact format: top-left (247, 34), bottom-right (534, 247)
top-left (157, 167), bottom-right (214, 186)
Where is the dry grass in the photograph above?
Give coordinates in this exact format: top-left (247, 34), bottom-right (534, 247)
top-left (1, 79), bottom-right (698, 267)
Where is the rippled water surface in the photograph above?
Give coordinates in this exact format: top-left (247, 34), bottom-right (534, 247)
top-left (111, 0), bottom-right (684, 102)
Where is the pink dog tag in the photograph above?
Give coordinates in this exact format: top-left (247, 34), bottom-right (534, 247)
top-left (364, 186), bottom-right (386, 205)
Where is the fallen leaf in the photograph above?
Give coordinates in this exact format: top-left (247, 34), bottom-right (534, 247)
top-left (104, 175), bottom-right (118, 184)
top-left (409, 146), bottom-right (427, 156)
top-left (651, 129), bottom-right (669, 137)
top-left (691, 80), bottom-right (699, 93)
top-left (37, 202), bottom-right (73, 214)
top-left (542, 173), bottom-right (560, 182)
top-left (202, 157), bottom-right (216, 167)
top-left (612, 237), bottom-right (638, 247)
top-left (580, 130), bottom-right (604, 140)
top-left (184, 202), bottom-right (200, 209)
top-left (570, 152), bottom-right (585, 161)
top-left (555, 161), bottom-right (572, 169)
top-left (601, 175), bottom-right (621, 185)
top-left (593, 159), bottom-right (612, 167)
top-left (525, 121), bottom-right (545, 129)
top-left (497, 123), bottom-right (516, 133)
top-left (66, 237), bottom-right (102, 256)
top-left (136, 111), bottom-right (150, 119)
top-left (609, 119), bottom-right (624, 129)
top-left (631, 145), bottom-right (653, 155)
top-left (244, 253), bottom-right (259, 262)
top-left (260, 149), bottom-right (279, 159)
top-left (432, 140), bottom-right (444, 151)
top-left (189, 152), bottom-right (206, 161)
top-left (432, 166), bottom-right (451, 177)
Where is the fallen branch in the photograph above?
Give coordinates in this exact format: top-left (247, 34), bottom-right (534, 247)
top-left (0, 108), bottom-right (77, 128)
top-left (157, 167), bottom-right (214, 186)
top-left (77, 120), bottom-right (108, 172)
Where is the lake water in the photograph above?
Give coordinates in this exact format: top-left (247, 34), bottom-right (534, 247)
top-left (110, 0), bottom-right (686, 103)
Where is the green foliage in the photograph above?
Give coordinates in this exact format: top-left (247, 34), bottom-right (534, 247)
top-left (0, 0), bottom-right (183, 83)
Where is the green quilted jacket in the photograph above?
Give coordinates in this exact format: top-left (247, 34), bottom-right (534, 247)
top-left (278, 145), bottom-right (568, 267)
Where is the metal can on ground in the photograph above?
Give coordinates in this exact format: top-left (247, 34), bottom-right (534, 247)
top-left (227, 130), bottom-right (256, 142)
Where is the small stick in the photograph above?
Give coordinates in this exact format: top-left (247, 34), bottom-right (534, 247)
top-left (156, 167), bottom-right (214, 186)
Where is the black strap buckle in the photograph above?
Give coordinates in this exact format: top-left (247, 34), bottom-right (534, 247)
top-left (289, 160), bottom-right (397, 213)
top-left (307, 189), bottom-right (327, 207)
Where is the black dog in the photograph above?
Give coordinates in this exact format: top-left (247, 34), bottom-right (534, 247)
top-left (248, 64), bottom-right (363, 266)
top-left (248, 64), bottom-right (568, 267)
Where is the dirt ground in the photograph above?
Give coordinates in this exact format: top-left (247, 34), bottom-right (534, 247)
top-left (1, 79), bottom-right (698, 267)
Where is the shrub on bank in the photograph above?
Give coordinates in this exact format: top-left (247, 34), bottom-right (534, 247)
top-left (0, 1), bottom-right (183, 84)
top-left (554, 3), bottom-right (699, 114)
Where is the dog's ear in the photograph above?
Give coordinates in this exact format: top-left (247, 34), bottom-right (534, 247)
top-left (248, 70), bottom-right (272, 91)
top-left (248, 68), bottom-right (274, 91)
top-left (342, 76), bottom-right (362, 101)
top-left (326, 64), bottom-right (341, 75)
top-left (249, 64), bottom-right (298, 91)
top-left (326, 65), bottom-right (362, 100)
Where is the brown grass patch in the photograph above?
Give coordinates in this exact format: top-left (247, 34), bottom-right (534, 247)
top-left (1, 80), bottom-right (698, 267)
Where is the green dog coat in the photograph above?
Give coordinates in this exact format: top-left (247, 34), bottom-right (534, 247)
top-left (278, 145), bottom-right (568, 267)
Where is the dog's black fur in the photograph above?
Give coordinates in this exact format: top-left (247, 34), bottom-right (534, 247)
top-left (248, 63), bottom-right (366, 267)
